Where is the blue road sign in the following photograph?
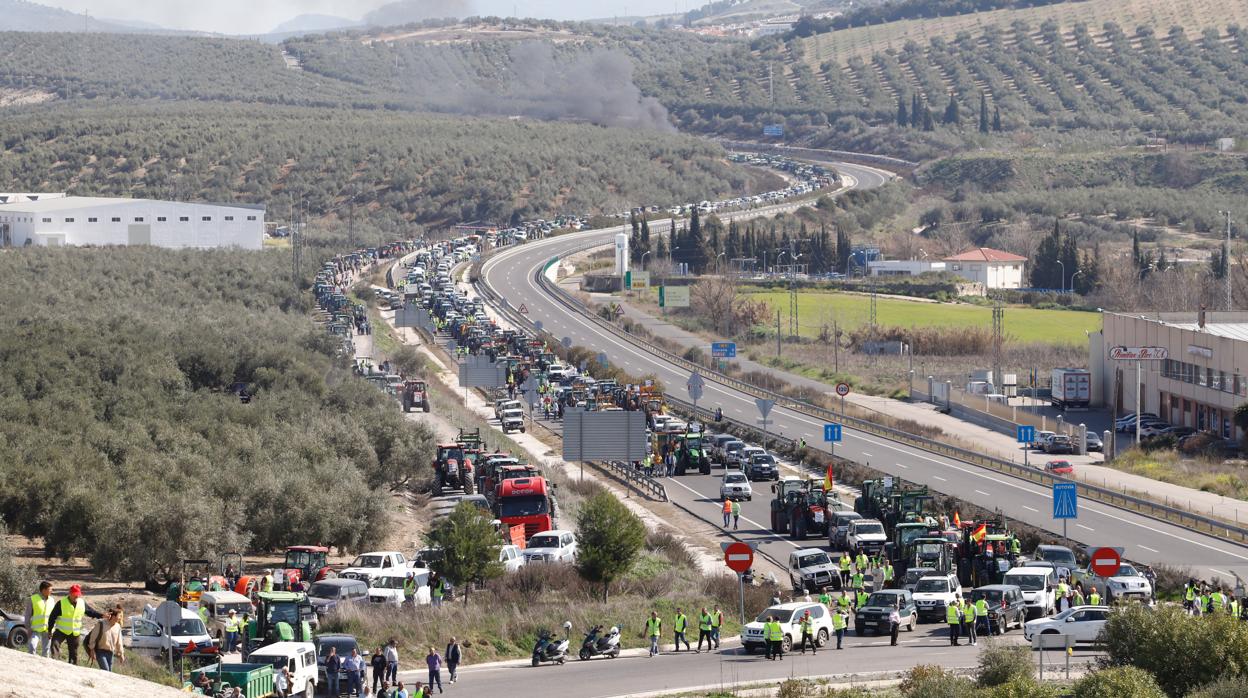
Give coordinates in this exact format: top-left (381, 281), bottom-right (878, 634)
top-left (711, 342), bottom-right (737, 359)
top-left (824, 423), bottom-right (842, 443)
top-left (597, 352), bottom-right (609, 368)
top-left (762, 124), bottom-right (784, 137)
top-left (1052, 483), bottom-right (1078, 519)
top-left (1017, 425), bottom-right (1036, 444)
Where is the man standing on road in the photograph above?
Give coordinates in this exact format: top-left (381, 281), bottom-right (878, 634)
top-left (345, 648), bottom-right (366, 696)
top-left (673, 608), bottom-right (690, 652)
top-left (48, 584), bottom-right (104, 665)
top-left (838, 552), bottom-right (851, 587)
top-left (371, 646), bottom-right (388, 693)
top-left (385, 639), bottom-right (400, 685)
top-left (946, 600), bottom-right (962, 646)
top-left (961, 598), bottom-right (976, 645)
top-left (888, 601), bottom-right (901, 647)
top-left (722, 499), bottom-right (732, 528)
top-left (24, 580), bottom-right (54, 656)
top-left (710, 606), bottom-right (723, 649)
top-left (882, 561), bottom-right (895, 589)
top-left (696, 607), bottom-right (713, 653)
top-left (797, 610), bottom-right (816, 655)
top-left (425, 647), bottom-right (444, 694)
top-left (764, 615), bottom-right (784, 661)
top-left (403, 573), bottom-right (417, 607)
top-left (445, 637), bottom-right (462, 684)
top-left (975, 596), bottom-right (991, 636)
top-left (832, 606), bottom-right (847, 650)
top-left (223, 610), bottom-right (240, 653)
top-left (731, 500), bottom-right (741, 530)
top-left (646, 611), bottom-right (662, 657)
top-left (324, 647), bottom-right (342, 697)
top-left (430, 574), bottom-right (446, 608)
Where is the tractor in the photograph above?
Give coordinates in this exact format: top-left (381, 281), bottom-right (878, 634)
top-left (770, 478), bottom-right (832, 539)
top-left (401, 379), bottom-right (431, 413)
top-left (279, 546), bottom-right (336, 590)
top-left (246, 591), bottom-right (316, 653)
top-left (433, 431), bottom-right (478, 496)
top-left (675, 429), bottom-right (711, 475)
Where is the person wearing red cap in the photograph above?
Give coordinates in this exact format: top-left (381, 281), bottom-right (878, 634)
top-left (47, 584), bottom-right (104, 665)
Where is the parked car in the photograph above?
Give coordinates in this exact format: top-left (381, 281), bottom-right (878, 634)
top-left (1137, 422), bottom-right (1172, 438)
top-left (830, 510), bottom-right (863, 550)
top-left (787, 548), bottom-right (840, 593)
top-left (911, 574), bottom-right (963, 622)
top-left (1115, 413), bottom-right (1158, 432)
top-left (197, 590), bottom-right (255, 642)
top-left (1003, 566), bottom-right (1058, 619)
top-left (742, 601), bottom-right (833, 654)
top-left (720, 471), bottom-right (753, 501)
top-left (1044, 435), bottom-right (1075, 455)
top-left (970, 585), bottom-right (1028, 634)
top-left (315, 633), bottom-right (360, 695)
top-left (1024, 606), bottom-right (1111, 643)
top-left (499, 545), bottom-right (525, 573)
top-left (1031, 431), bottom-right (1056, 450)
top-left (854, 590), bottom-right (917, 636)
top-left (1073, 562), bottom-right (1154, 603)
top-left (367, 568), bottom-right (430, 606)
top-left (0, 608), bottom-right (30, 649)
top-left (1084, 432), bottom-right (1103, 452)
top-left (1032, 545), bottom-right (1078, 577)
top-left (1045, 460), bottom-right (1074, 475)
top-left (307, 579), bottom-right (370, 617)
top-left (523, 530), bottom-right (578, 564)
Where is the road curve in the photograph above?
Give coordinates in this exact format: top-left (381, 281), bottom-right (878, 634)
top-left (480, 163), bottom-right (1248, 585)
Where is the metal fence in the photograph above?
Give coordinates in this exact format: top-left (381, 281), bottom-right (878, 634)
top-left (519, 249), bottom-right (1248, 547)
top-left (597, 460), bottom-right (668, 502)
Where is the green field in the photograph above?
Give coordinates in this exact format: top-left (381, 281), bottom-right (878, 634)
top-left (747, 290), bottom-right (1100, 345)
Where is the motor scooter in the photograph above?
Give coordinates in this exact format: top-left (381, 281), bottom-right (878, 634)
top-left (532, 621), bottom-right (572, 666)
top-left (578, 624), bottom-right (621, 660)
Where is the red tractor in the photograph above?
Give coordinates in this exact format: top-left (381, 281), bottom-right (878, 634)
top-left (401, 379), bottom-right (430, 413)
top-left (279, 546), bottom-right (336, 589)
top-left (433, 441), bottom-right (475, 497)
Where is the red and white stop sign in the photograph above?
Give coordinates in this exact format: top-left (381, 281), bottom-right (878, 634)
top-left (724, 542), bottom-right (754, 573)
top-left (1089, 547), bottom-right (1122, 578)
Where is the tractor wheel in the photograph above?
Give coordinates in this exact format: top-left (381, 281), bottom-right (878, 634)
top-left (793, 519), bottom-right (807, 540)
top-left (464, 478), bottom-right (475, 495)
top-left (434, 473), bottom-right (444, 497)
top-left (700, 460), bottom-right (711, 475)
top-left (423, 400), bottom-right (430, 413)
top-left (404, 401), bottom-right (411, 413)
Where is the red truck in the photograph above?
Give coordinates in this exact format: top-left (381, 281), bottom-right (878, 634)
top-left (496, 477), bottom-right (556, 541)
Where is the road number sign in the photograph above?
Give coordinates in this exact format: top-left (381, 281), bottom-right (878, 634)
top-left (824, 423), bottom-right (842, 442)
top-left (711, 342), bottom-right (737, 358)
top-left (1089, 547), bottom-right (1122, 578)
top-left (723, 541), bottom-right (754, 573)
top-left (835, 382), bottom-right (851, 397)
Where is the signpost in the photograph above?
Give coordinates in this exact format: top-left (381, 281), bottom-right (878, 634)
top-left (722, 541), bottom-right (756, 624)
top-left (597, 352), bottom-right (609, 369)
top-left (1108, 346), bottom-right (1168, 445)
top-left (835, 382), bottom-right (851, 416)
top-left (1052, 483), bottom-right (1078, 548)
top-left (756, 398), bottom-right (775, 449)
top-left (711, 342), bottom-right (737, 359)
top-left (1018, 425), bottom-right (1035, 468)
top-left (561, 336), bottom-right (573, 349)
top-left (1088, 547), bottom-right (1122, 578)
top-left (518, 303), bottom-right (529, 315)
top-left (627, 271), bottom-right (651, 289)
top-left (824, 423), bottom-right (842, 456)
top-left (687, 371), bottom-right (705, 414)
top-left (659, 285), bottom-right (690, 308)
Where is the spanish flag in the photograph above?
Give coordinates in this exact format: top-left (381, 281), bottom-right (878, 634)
top-left (971, 523), bottom-right (988, 543)
top-left (953, 511), bottom-right (962, 528)
top-left (823, 464), bottom-right (834, 492)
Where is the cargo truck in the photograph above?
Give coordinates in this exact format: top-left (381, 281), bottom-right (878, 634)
top-left (1050, 368), bottom-right (1091, 410)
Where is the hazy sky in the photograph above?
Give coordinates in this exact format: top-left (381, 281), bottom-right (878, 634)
top-left (48, 0), bottom-right (688, 34)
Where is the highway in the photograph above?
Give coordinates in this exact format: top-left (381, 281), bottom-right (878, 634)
top-left (479, 161), bottom-right (1248, 584)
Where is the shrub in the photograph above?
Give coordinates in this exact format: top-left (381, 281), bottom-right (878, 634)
top-left (0, 519), bottom-right (37, 609)
top-left (1100, 605), bottom-right (1248, 697)
top-left (976, 642), bottom-right (1033, 687)
top-left (901, 664), bottom-right (975, 698)
top-left (1187, 676), bottom-right (1248, 698)
top-left (1072, 667), bottom-right (1165, 698)
top-left (980, 677), bottom-right (1057, 698)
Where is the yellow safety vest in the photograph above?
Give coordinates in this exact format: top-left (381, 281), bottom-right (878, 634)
top-left (404, 578), bottom-right (416, 598)
top-left (54, 597), bottom-right (85, 637)
top-left (1089, 593), bottom-right (1101, 605)
top-left (946, 605), bottom-right (961, 624)
top-left (699, 614), bottom-right (712, 631)
top-left (883, 565), bottom-right (894, 582)
top-left (765, 621), bottom-right (784, 641)
top-left (432, 579), bottom-right (445, 599)
top-left (839, 556), bottom-right (851, 572)
top-left (975, 599), bottom-right (988, 617)
top-left (674, 614), bottom-right (687, 632)
top-left (224, 616), bottom-right (240, 633)
top-left (263, 575), bottom-right (274, 593)
top-left (1186, 587), bottom-right (1196, 601)
top-left (29, 594), bottom-right (53, 633)
top-left (711, 612), bottom-right (722, 628)
top-left (799, 617), bottom-right (812, 634)
top-left (831, 612), bottom-right (846, 631)
top-left (856, 591), bottom-right (869, 608)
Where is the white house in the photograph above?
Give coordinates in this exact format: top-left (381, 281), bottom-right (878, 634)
top-left (866, 259), bottom-right (947, 277)
top-left (942, 247), bottom-right (1027, 289)
top-left (0, 196), bottom-right (264, 250)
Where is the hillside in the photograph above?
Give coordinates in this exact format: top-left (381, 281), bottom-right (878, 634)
top-left (0, 0), bottom-right (146, 33)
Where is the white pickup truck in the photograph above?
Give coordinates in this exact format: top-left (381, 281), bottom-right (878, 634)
top-left (338, 551), bottom-right (417, 583)
top-left (847, 519), bottom-right (888, 557)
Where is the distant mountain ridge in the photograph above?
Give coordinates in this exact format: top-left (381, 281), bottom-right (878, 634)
top-left (0, 0), bottom-right (137, 32)
top-left (268, 14), bottom-right (360, 35)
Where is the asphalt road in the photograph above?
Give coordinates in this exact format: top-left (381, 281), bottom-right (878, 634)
top-left (398, 629), bottom-right (1095, 698)
top-left (479, 161), bottom-right (1248, 584)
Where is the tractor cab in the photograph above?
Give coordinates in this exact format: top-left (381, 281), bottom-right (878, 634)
top-left (247, 591), bottom-right (316, 652)
top-left (282, 546), bottom-right (333, 589)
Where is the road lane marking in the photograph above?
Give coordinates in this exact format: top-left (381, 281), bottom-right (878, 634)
top-left (975, 490), bottom-right (990, 496)
top-left (1138, 545), bottom-right (1158, 553)
top-left (1076, 524), bottom-right (1095, 532)
top-left (1211, 568), bottom-right (1235, 578)
top-left (1023, 506), bottom-right (1038, 512)
top-left (933, 476), bottom-right (947, 482)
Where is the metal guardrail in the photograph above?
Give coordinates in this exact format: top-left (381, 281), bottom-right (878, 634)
top-left (525, 250), bottom-right (1248, 547)
top-left (598, 460), bottom-right (668, 502)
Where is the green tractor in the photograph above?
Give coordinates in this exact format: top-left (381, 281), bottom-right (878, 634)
top-left (675, 429), bottom-right (711, 475)
top-left (246, 591), bottom-right (316, 653)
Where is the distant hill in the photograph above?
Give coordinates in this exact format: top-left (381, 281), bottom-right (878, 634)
top-left (269, 14), bottom-right (360, 36)
top-left (0, 0), bottom-right (138, 33)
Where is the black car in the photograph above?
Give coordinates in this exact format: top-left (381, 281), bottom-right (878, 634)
top-left (970, 585), bottom-right (1027, 634)
top-left (853, 590), bottom-right (917, 636)
top-left (315, 633), bottom-right (361, 695)
top-left (747, 454), bottom-right (779, 481)
top-left (307, 579), bottom-right (370, 617)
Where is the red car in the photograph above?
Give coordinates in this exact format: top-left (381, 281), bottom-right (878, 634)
top-left (1045, 460), bottom-right (1074, 475)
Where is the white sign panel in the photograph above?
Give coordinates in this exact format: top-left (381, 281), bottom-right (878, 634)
top-left (629, 271), bottom-right (651, 289)
top-left (662, 285), bottom-right (690, 308)
top-left (1108, 346), bottom-right (1168, 361)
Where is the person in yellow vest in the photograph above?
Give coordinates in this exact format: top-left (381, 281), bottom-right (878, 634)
top-left (1184, 581), bottom-right (1197, 614)
top-left (855, 588), bottom-right (869, 609)
top-left (974, 596), bottom-right (991, 636)
top-left (223, 610), bottom-right (241, 653)
top-left (960, 598), bottom-right (976, 645)
top-left (673, 608), bottom-right (690, 652)
top-left (831, 606), bottom-right (848, 650)
top-left (403, 573), bottom-right (417, 607)
top-left (855, 552), bottom-right (868, 572)
top-left (731, 500), bottom-right (741, 530)
top-left (837, 590), bottom-right (852, 612)
top-left (946, 600), bottom-right (962, 646)
top-left (838, 553), bottom-right (852, 587)
top-left (710, 606), bottom-right (724, 649)
top-left (1089, 586), bottom-right (1101, 606)
top-left (851, 570), bottom-right (864, 592)
top-left (882, 562), bottom-right (895, 588)
top-left (818, 590), bottom-right (832, 609)
top-left (1212, 588), bottom-right (1227, 614)
top-left (48, 584), bottom-right (104, 665)
top-left (797, 610), bottom-right (817, 654)
top-left (262, 569), bottom-right (275, 593)
top-left (430, 574), bottom-right (446, 608)
top-left (24, 580), bottom-right (55, 656)
top-left (764, 615), bottom-right (785, 660)
top-left (646, 611), bottom-right (662, 657)
top-left (696, 607), bottom-right (714, 653)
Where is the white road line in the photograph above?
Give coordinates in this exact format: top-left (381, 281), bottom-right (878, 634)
top-left (861, 452), bottom-right (873, 458)
top-left (975, 490), bottom-right (990, 496)
top-left (1211, 568), bottom-right (1235, 578)
top-left (662, 476), bottom-right (800, 550)
top-left (933, 476), bottom-right (947, 482)
top-left (1138, 545), bottom-right (1159, 553)
top-left (897, 464), bottom-right (909, 469)
top-left (1023, 506), bottom-right (1038, 513)
top-left (1076, 524), bottom-right (1095, 532)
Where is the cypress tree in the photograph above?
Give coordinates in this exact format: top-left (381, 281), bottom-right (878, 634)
top-left (897, 96), bottom-right (909, 127)
top-left (979, 93), bottom-right (989, 133)
top-left (992, 106), bottom-right (1002, 131)
top-left (922, 102), bottom-right (935, 131)
top-left (910, 93), bottom-right (920, 127)
top-left (943, 93), bottom-right (959, 126)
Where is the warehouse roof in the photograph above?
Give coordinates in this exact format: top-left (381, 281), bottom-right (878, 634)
top-left (1108, 311), bottom-right (1248, 342)
top-left (0, 196), bottom-right (264, 213)
top-left (943, 247), bottom-right (1027, 263)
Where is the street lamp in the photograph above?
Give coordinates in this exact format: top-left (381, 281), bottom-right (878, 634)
top-left (640, 250), bottom-right (651, 271)
top-left (716, 252), bottom-right (726, 274)
top-left (1071, 268), bottom-right (1084, 294)
top-left (1056, 259), bottom-right (1066, 293)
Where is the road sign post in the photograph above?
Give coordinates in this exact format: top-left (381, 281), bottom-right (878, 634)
top-left (824, 423), bottom-right (842, 457)
top-left (722, 541), bottom-right (756, 624)
top-left (755, 398), bottom-right (775, 450)
top-left (711, 342), bottom-right (737, 359)
top-left (687, 371), bottom-right (705, 416)
top-left (835, 382), bottom-right (850, 417)
top-left (1052, 483), bottom-right (1078, 548)
top-left (1018, 425), bottom-right (1035, 469)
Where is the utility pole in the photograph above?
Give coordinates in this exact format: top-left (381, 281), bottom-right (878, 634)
top-left (776, 309), bottom-right (782, 358)
top-left (992, 297), bottom-right (1004, 392)
top-left (768, 63), bottom-right (774, 106)
top-left (348, 197), bottom-right (356, 250)
top-left (869, 279), bottom-right (878, 328)
top-left (1222, 210), bottom-right (1234, 311)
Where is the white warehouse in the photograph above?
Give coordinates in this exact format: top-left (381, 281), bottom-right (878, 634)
top-left (0, 196), bottom-right (265, 250)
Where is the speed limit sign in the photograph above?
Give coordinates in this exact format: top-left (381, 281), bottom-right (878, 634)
top-left (835, 382), bottom-right (851, 397)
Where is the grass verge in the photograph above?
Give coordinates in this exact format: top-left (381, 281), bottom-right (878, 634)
top-left (1109, 449), bottom-right (1248, 502)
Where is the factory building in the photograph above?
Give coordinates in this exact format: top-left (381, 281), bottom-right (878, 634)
top-left (0, 196), bottom-right (264, 250)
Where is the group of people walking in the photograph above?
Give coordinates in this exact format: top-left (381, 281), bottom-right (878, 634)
top-left (23, 581), bottom-right (123, 671)
top-left (645, 606), bottom-right (725, 656)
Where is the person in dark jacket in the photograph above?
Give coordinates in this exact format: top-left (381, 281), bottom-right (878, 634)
top-left (47, 585), bottom-right (105, 665)
top-left (371, 646), bottom-right (388, 692)
top-left (445, 638), bottom-right (462, 684)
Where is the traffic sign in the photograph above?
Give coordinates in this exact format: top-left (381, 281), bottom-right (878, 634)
top-left (723, 541), bottom-right (754, 573)
top-left (534, 320), bottom-right (543, 332)
top-left (1017, 425), bottom-right (1035, 444)
top-left (711, 341), bottom-right (737, 359)
top-left (755, 398), bottom-right (775, 420)
top-left (835, 382), bottom-right (851, 397)
top-left (687, 372), bottom-right (705, 402)
top-left (1089, 547), bottom-right (1122, 578)
top-left (1052, 483), bottom-right (1078, 519)
top-left (518, 303), bottom-right (529, 314)
top-left (561, 336), bottom-right (573, 349)
top-left (597, 352), bottom-right (609, 368)
top-left (823, 423), bottom-right (842, 442)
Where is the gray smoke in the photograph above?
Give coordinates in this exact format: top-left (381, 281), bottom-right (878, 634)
top-left (408, 41), bottom-right (674, 132)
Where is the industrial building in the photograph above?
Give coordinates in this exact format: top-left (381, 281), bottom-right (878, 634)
top-left (866, 259), bottom-right (947, 277)
top-left (0, 196), bottom-right (264, 250)
top-left (1091, 311), bottom-right (1248, 440)
top-left (942, 247), bottom-right (1027, 289)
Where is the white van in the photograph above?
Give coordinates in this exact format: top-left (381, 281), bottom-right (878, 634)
top-left (247, 641), bottom-right (318, 697)
top-left (196, 590), bottom-right (254, 641)
top-left (1004, 566), bottom-right (1058, 619)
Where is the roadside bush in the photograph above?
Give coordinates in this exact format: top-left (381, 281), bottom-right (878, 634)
top-left (900, 665), bottom-right (975, 698)
top-left (1100, 604), bottom-right (1248, 697)
top-left (981, 677), bottom-right (1057, 698)
top-left (1072, 667), bottom-right (1165, 698)
top-left (0, 519), bottom-right (38, 609)
top-left (1186, 676), bottom-right (1248, 698)
top-left (976, 643), bottom-right (1033, 687)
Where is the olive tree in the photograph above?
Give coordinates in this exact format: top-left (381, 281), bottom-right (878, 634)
top-left (575, 491), bottom-right (646, 602)
top-left (425, 502), bottom-right (503, 599)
